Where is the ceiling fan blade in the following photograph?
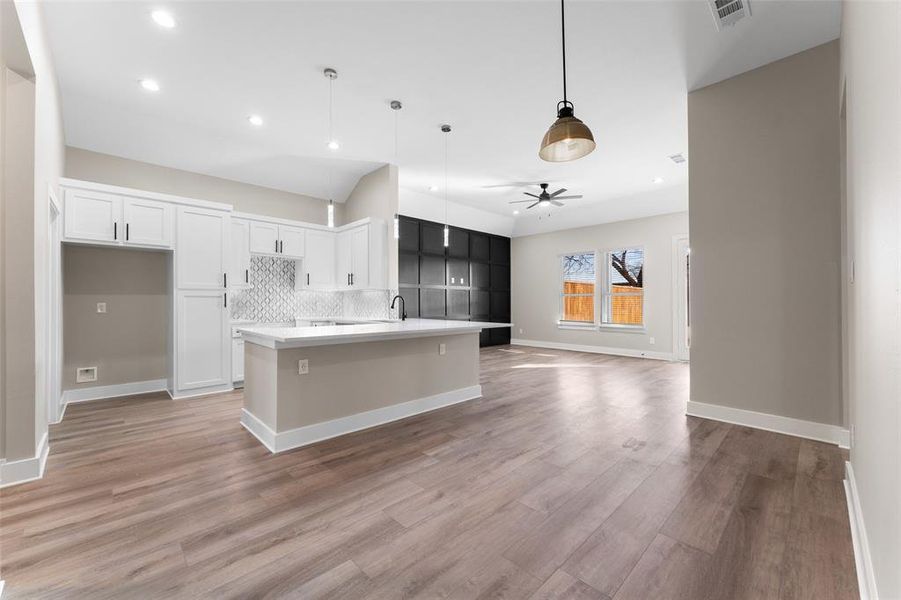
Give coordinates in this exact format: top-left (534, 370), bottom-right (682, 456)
top-left (509, 199), bottom-right (534, 204)
top-left (549, 188), bottom-right (568, 198)
top-left (528, 201), bottom-right (540, 209)
top-left (551, 200), bottom-right (565, 207)
top-left (523, 192), bottom-right (541, 199)
top-left (553, 195), bottom-right (583, 200)
top-left (481, 181), bottom-right (546, 189)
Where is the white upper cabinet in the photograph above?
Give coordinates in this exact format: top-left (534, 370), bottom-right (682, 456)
top-left (333, 221), bottom-right (386, 289)
top-left (122, 198), bottom-right (173, 248)
top-left (300, 229), bottom-right (336, 289)
top-left (64, 188), bottom-right (173, 249)
top-left (249, 221), bottom-right (280, 256)
top-left (249, 220), bottom-right (305, 259)
top-left (230, 218), bottom-right (252, 288)
top-left (176, 206), bottom-right (229, 290)
top-left (65, 189), bottom-right (121, 243)
top-left (279, 225), bottom-right (305, 259)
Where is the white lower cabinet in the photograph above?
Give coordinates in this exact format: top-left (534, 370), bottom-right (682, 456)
top-left (175, 290), bottom-right (231, 392)
top-left (232, 338), bottom-right (245, 383)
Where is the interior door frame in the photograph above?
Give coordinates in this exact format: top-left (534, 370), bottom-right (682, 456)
top-left (672, 234), bottom-right (690, 361)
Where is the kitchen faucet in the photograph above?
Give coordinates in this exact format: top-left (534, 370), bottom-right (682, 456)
top-left (390, 295), bottom-right (407, 321)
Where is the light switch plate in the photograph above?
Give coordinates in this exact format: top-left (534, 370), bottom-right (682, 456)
top-left (96, 302), bottom-right (107, 314)
top-left (298, 359), bottom-right (309, 375)
top-left (649, 337), bottom-right (656, 345)
top-left (439, 343), bottom-right (446, 355)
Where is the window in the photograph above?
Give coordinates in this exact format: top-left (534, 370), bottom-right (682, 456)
top-left (561, 252), bottom-right (596, 323)
top-left (602, 248), bottom-right (644, 326)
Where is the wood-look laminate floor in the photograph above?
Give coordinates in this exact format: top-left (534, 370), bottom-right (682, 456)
top-left (1, 346), bottom-right (857, 599)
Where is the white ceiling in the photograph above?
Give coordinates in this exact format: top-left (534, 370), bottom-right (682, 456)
top-left (42, 0), bottom-right (840, 229)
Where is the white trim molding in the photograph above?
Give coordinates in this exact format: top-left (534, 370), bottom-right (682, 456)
top-left (62, 378), bottom-right (169, 405)
top-left (0, 432), bottom-right (49, 488)
top-left (241, 385), bottom-right (482, 454)
top-left (844, 461), bottom-right (877, 600)
top-left (686, 400), bottom-right (851, 447)
top-left (511, 338), bottom-right (674, 361)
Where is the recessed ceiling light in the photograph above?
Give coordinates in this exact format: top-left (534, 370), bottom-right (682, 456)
top-left (140, 79), bottom-right (160, 92)
top-left (327, 140), bottom-right (340, 151)
top-left (513, 210), bottom-right (520, 215)
top-left (151, 10), bottom-right (176, 28)
top-left (429, 185), bottom-right (439, 192)
top-left (248, 115), bottom-right (263, 126)
top-left (653, 177), bottom-right (664, 184)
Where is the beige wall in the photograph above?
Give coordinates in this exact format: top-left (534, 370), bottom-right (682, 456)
top-left (511, 212), bottom-right (688, 357)
top-left (344, 163), bottom-right (398, 289)
top-left (63, 246), bottom-right (168, 390)
top-left (689, 41), bottom-right (842, 426)
top-left (245, 333), bottom-right (479, 432)
top-left (65, 147), bottom-right (344, 226)
top-left (841, 2), bottom-right (900, 596)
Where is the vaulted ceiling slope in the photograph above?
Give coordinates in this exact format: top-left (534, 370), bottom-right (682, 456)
top-left (42, 0), bottom-right (840, 224)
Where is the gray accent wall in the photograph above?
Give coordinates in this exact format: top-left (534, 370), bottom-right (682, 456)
top-left (688, 40), bottom-right (842, 426)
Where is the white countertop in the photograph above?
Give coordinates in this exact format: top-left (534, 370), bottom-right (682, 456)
top-left (239, 318), bottom-right (511, 349)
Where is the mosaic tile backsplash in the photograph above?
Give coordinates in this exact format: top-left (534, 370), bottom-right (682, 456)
top-left (230, 256), bottom-right (395, 323)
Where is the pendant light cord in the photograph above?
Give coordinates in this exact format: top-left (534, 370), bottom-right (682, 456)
top-left (328, 77), bottom-right (334, 142)
top-left (444, 131), bottom-right (448, 227)
top-left (561, 0), bottom-right (567, 103)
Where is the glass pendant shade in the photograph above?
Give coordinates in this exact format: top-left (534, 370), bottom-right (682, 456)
top-left (539, 103), bottom-right (596, 162)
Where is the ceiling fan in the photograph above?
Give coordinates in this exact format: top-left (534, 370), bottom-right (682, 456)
top-left (509, 183), bottom-right (582, 209)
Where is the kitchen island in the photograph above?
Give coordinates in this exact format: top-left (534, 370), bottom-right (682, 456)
top-left (238, 319), bottom-right (510, 453)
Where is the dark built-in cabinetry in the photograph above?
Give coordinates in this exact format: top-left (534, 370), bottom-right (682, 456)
top-left (397, 216), bottom-right (511, 347)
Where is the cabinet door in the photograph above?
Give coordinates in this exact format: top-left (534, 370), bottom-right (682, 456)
top-left (304, 229), bottom-right (335, 288)
top-left (249, 221), bottom-right (280, 256)
top-left (350, 225), bottom-right (370, 288)
top-left (447, 258), bottom-right (468, 286)
top-left (470, 233), bottom-right (490, 262)
top-left (421, 222), bottom-right (446, 255)
top-left (232, 339), bottom-right (245, 382)
top-left (64, 189), bottom-right (121, 243)
top-left (448, 228), bottom-right (469, 259)
top-left (335, 230), bottom-right (353, 289)
top-left (123, 198), bottom-right (172, 248)
top-left (176, 290), bottom-right (230, 391)
top-left (177, 207), bottom-right (228, 289)
top-left (229, 219), bottom-right (251, 287)
top-left (279, 225), bottom-right (306, 259)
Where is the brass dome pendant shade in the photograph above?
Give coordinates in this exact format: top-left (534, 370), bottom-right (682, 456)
top-left (539, 0), bottom-right (595, 162)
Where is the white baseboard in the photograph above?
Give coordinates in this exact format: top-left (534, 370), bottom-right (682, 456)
top-left (169, 383), bottom-right (234, 400)
top-left (686, 400), bottom-right (850, 447)
top-left (845, 461), bottom-right (877, 600)
top-left (62, 378), bottom-right (169, 405)
top-left (0, 431), bottom-right (49, 489)
top-left (242, 384), bottom-right (482, 454)
top-left (511, 338), bottom-right (675, 361)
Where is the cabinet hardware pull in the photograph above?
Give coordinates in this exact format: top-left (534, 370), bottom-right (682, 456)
top-left (245, 269), bottom-right (249, 283)
top-left (224, 292), bottom-right (227, 308)
top-left (114, 222), bottom-right (117, 240)
top-left (224, 272), bottom-right (227, 288)
top-left (275, 239), bottom-right (279, 253)
top-left (280, 240), bottom-right (284, 254)
top-left (126, 223), bottom-right (129, 241)
top-left (307, 273), bottom-right (310, 285)
top-left (347, 273), bottom-right (350, 286)
top-left (350, 273), bottom-right (354, 286)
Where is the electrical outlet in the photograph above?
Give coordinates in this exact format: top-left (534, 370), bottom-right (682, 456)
top-left (519, 328), bottom-right (523, 334)
top-left (297, 359), bottom-right (309, 375)
top-left (76, 366), bottom-right (97, 383)
top-left (96, 302), bottom-right (107, 314)
top-left (649, 337), bottom-right (656, 345)
top-left (439, 343), bottom-right (446, 355)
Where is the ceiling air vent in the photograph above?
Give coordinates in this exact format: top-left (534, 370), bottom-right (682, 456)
top-left (708, 0), bottom-right (751, 30)
top-left (669, 153), bottom-right (686, 164)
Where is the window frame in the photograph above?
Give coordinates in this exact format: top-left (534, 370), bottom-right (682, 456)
top-left (558, 250), bottom-right (598, 329)
top-left (600, 246), bottom-right (646, 330)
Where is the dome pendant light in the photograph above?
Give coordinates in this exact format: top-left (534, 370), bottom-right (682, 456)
top-left (539, 0), bottom-right (596, 162)
top-left (441, 124), bottom-right (451, 247)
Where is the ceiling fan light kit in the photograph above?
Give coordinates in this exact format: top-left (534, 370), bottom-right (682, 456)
top-left (539, 0), bottom-right (596, 163)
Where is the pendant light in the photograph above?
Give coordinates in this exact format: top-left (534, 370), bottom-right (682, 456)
top-left (441, 124), bottom-right (451, 247)
top-left (391, 100), bottom-right (402, 240)
top-left (326, 168), bottom-right (335, 228)
top-left (539, 0), bottom-right (595, 162)
top-left (324, 68), bottom-right (339, 151)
